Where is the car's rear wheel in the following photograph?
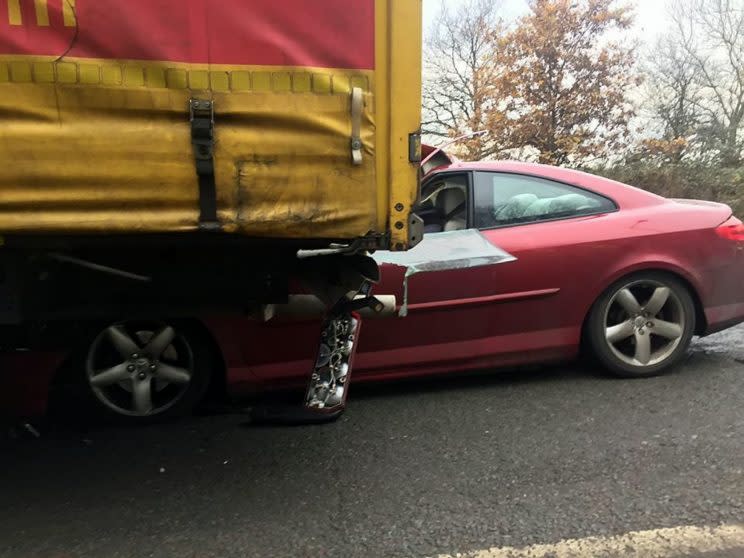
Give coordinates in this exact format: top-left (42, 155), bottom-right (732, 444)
top-left (83, 320), bottom-right (213, 423)
top-left (587, 273), bottom-right (696, 378)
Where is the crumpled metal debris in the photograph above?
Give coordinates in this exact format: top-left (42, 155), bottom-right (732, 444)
top-left (372, 229), bottom-right (516, 316)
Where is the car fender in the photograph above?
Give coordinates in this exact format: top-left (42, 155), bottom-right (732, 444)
top-left (580, 254), bottom-right (707, 320)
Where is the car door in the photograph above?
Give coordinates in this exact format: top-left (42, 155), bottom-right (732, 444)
top-left (353, 172), bottom-right (521, 379)
top-left (469, 171), bottom-right (619, 364)
top-left (357, 169), bottom-right (619, 378)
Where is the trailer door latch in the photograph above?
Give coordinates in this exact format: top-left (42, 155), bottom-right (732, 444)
top-left (190, 99), bottom-right (220, 230)
top-left (350, 87), bottom-right (363, 166)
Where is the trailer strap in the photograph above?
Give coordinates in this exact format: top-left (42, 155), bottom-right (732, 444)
top-left (189, 99), bottom-right (219, 230)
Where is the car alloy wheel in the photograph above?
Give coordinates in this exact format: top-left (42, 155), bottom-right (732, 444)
top-left (85, 321), bottom-right (197, 418)
top-left (588, 273), bottom-right (696, 377)
top-left (604, 280), bottom-right (685, 367)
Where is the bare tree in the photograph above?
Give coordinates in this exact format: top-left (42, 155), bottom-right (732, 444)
top-left (422, 0), bottom-right (503, 160)
top-left (644, 35), bottom-right (702, 156)
top-left (671, 0), bottom-right (744, 166)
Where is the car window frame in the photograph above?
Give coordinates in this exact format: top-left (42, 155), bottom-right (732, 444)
top-left (472, 171), bottom-right (619, 231)
top-left (418, 171), bottom-right (475, 229)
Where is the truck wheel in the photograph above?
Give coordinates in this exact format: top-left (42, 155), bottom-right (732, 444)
top-left (83, 320), bottom-right (213, 423)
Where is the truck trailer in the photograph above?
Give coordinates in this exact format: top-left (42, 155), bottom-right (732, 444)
top-left (0, 0), bottom-right (423, 420)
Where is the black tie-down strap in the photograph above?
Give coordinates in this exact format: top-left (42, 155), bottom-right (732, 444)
top-left (189, 99), bottom-right (219, 230)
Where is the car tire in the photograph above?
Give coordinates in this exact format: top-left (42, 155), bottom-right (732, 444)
top-left (76, 320), bottom-right (214, 424)
top-left (587, 272), bottom-right (696, 378)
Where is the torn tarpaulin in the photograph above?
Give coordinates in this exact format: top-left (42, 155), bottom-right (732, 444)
top-left (372, 229), bottom-right (516, 316)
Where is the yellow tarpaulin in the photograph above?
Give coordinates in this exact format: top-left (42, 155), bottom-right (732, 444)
top-left (0, 0), bottom-right (422, 250)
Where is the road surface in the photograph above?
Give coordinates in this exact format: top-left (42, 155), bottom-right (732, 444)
top-left (2, 325), bottom-right (744, 557)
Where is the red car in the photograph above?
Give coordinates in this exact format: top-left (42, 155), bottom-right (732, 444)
top-left (3, 158), bottom-right (744, 423)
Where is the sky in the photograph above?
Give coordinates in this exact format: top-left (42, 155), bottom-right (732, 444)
top-left (422, 0), bottom-right (671, 43)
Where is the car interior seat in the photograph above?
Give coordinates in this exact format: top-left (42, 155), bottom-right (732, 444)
top-left (435, 187), bottom-right (467, 231)
top-left (417, 202), bottom-right (446, 234)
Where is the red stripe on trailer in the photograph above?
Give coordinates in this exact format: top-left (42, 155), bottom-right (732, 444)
top-left (0, 0), bottom-right (375, 70)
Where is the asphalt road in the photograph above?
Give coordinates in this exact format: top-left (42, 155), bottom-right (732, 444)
top-left (2, 325), bottom-right (744, 558)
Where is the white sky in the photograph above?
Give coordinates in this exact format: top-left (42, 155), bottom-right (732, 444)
top-left (422, 0), bottom-right (671, 43)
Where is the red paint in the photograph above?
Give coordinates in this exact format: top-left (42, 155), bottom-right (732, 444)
top-left (3, 161), bottom-right (744, 417)
top-left (0, 0), bottom-right (375, 70)
top-left (0, 352), bottom-right (63, 418)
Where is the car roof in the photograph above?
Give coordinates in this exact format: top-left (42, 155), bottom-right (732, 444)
top-left (426, 160), bottom-right (668, 210)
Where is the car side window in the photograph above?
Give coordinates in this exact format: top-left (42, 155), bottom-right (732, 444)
top-left (473, 172), bottom-right (616, 229)
top-left (417, 174), bottom-right (469, 234)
